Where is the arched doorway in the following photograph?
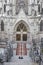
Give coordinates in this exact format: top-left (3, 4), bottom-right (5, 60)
top-left (13, 20), bottom-right (31, 56)
top-left (16, 23), bottom-right (27, 42)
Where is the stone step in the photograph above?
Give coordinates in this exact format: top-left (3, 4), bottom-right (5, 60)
top-left (4, 62), bottom-right (38, 65)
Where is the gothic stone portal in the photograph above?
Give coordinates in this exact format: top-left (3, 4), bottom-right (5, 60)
top-left (13, 20), bottom-right (30, 43)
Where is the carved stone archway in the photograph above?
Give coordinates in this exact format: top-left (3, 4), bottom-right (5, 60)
top-left (13, 20), bottom-right (31, 43)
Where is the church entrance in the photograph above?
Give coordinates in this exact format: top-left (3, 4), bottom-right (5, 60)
top-left (16, 23), bottom-right (27, 42)
top-left (16, 23), bottom-right (28, 56)
top-left (13, 21), bottom-right (31, 56)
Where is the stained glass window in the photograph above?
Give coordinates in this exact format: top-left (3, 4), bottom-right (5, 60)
top-left (1, 20), bottom-right (4, 31)
top-left (17, 23), bottom-right (27, 32)
top-left (40, 20), bottom-right (43, 31)
top-left (23, 34), bottom-right (27, 41)
top-left (16, 34), bottom-right (21, 41)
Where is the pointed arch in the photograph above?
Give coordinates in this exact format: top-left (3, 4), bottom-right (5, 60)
top-left (40, 20), bottom-right (43, 31)
top-left (13, 20), bottom-right (30, 42)
top-left (14, 20), bottom-right (30, 32)
top-left (16, 23), bottom-right (27, 32)
top-left (1, 20), bottom-right (4, 31)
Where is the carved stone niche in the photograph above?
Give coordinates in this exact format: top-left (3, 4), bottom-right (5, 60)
top-left (16, 0), bottom-right (28, 14)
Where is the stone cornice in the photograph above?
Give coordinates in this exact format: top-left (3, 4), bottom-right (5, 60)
top-left (0, 15), bottom-right (42, 19)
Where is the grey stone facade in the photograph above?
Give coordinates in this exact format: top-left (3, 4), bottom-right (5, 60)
top-left (0, 0), bottom-right (43, 44)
